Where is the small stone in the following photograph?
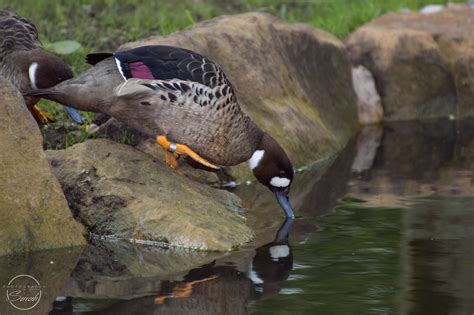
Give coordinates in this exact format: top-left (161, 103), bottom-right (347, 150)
top-left (420, 4), bottom-right (444, 14)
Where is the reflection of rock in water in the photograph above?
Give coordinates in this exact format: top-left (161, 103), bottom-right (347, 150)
top-left (0, 247), bottom-right (83, 315)
top-left (398, 198), bottom-right (474, 315)
top-left (82, 266), bottom-right (252, 315)
top-left (351, 125), bottom-right (383, 174)
top-left (62, 240), bottom-right (223, 300)
top-left (293, 137), bottom-right (357, 217)
top-left (58, 220), bottom-right (296, 314)
top-left (348, 120), bottom-right (474, 206)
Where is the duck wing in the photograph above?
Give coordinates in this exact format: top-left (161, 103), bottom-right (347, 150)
top-left (114, 77), bottom-right (238, 118)
top-left (102, 45), bottom-right (231, 88)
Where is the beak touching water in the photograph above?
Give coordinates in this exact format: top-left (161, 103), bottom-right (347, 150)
top-left (274, 188), bottom-right (295, 219)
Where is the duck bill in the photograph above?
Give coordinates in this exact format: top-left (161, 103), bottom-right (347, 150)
top-left (274, 190), bottom-right (295, 219)
top-left (64, 106), bottom-right (83, 124)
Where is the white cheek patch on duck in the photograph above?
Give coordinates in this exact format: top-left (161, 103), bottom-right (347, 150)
top-left (247, 150), bottom-right (265, 170)
top-left (269, 245), bottom-right (290, 261)
top-left (28, 62), bottom-right (39, 90)
top-left (114, 57), bottom-right (126, 81)
top-left (270, 176), bottom-right (291, 188)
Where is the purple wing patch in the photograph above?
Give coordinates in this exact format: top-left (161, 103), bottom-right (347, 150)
top-left (129, 61), bottom-right (154, 79)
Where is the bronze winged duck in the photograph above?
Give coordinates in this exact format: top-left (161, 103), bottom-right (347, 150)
top-left (27, 45), bottom-right (296, 218)
top-left (0, 8), bottom-right (82, 124)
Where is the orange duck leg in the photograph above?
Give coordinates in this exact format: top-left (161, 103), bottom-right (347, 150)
top-left (31, 104), bottom-right (55, 124)
top-left (156, 135), bottom-right (219, 170)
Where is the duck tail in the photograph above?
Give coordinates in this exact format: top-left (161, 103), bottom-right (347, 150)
top-left (25, 88), bottom-right (59, 99)
top-left (25, 89), bottom-right (83, 124)
top-left (25, 88), bottom-right (67, 108)
top-left (85, 52), bottom-right (113, 65)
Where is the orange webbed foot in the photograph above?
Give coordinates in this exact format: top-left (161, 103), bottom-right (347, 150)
top-left (164, 150), bottom-right (179, 170)
top-left (156, 135), bottom-right (219, 170)
top-left (31, 104), bottom-right (55, 124)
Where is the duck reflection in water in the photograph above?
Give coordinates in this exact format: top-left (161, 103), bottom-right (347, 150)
top-left (247, 218), bottom-right (294, 298)
top-left (154, 218), bottom-right (294, 306)
top-left (50, 219), bottom-right (295, 314)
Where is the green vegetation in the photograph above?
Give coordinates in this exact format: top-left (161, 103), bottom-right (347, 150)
top-left (1, 0), bottom-right (462, 146)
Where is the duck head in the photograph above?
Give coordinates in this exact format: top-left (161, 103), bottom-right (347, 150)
top-left (248, 133), bottom-right (295, 218)
top-left (27, 51), bottom-right (73, 90)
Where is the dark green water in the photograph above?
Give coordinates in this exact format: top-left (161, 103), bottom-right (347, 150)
top-left (249, 198), bottom-right (473, 315)
top-left (0, 120), bottom-right (472, 314)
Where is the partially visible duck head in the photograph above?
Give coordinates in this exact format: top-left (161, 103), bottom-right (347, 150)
top-left (27, 51), bottom-right (73, 90)
top-left (248, 133), bottom-right (295, 218)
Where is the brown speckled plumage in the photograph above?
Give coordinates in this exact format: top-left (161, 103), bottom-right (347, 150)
top-left (0, 8), bottom-right (40, 105)
top-left (112, 77), bottom-right (263, 165)
top-left (0, 8), bottom-right (73, 109)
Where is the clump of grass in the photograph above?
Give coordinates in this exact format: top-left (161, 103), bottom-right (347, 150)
top-left (2, 0), bottom-right (463, 147)
top-left (113, 130), bottom-right (135, 145)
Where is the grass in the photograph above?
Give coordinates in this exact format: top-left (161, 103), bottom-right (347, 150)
top-left (1, 0), bottom-right (464, 146)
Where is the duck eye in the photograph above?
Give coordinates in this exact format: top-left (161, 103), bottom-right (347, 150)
top-left (279, 170), bottom-right (286, 176)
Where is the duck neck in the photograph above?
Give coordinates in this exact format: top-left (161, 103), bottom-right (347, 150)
top-left (246, 128), bottom-right (267, 171)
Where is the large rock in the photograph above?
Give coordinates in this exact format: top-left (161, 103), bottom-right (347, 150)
top-left (120, 12), bottom-right (358, 178)
top-left (46, 139), bottom-right (254, 251)
top-left (352, 65), bottom-right (384, 124)
top-left (346, 5), bottom-right (474, 120)
top-left (0, 78), bottom-right (85, 256)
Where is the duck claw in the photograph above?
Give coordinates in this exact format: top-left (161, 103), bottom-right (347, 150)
top-left (164, 150), bottom-right (179, 170)
top-left (31, 104), bottom-right (55, 124)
